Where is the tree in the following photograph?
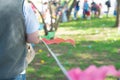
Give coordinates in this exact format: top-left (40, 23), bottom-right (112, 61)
top-left (116, 0), bottom-right (120, 27)
top-left (29, 0), bottom-right (77, 38)
top-left (66, 0), bottom-right (77, 20)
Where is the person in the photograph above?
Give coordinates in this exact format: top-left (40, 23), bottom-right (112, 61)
top-left (97, 3), bottom-right (102, 18)
top-left (113, 0), bottom-right (117, 16)
top-left (0, 0), bottom-right (40, 79)
top-left (91, 0), bottom-right (96, 17)
top-left (83, 0), bottom-right (90, 19)
top-left (73, 1), bottom-right (80, 20)
top-left (61, 1), bottom-right (68, 22)
top-left (90, 1), bottom-right (102, 18)
top-left (105, 0), bottom-right (111, 17)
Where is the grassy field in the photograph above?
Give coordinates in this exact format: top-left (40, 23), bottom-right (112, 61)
top-left (27, 17), bottom-right (120, 80)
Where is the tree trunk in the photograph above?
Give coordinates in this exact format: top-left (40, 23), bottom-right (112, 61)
top-left (67, 0), bottom-right (77, 21)
top-left (116, 0), bottom-right (120, 27)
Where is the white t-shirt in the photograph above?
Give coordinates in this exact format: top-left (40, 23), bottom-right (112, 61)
top-left (23, 2), bottom-right (39, 34)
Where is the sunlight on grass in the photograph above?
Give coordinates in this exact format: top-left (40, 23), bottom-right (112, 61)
top-left (27, 67), bottom-right (35, 73)
top-left (75, 53), bottom-right (93, 59)
top-left (27, 17), bottom-right (120, 80)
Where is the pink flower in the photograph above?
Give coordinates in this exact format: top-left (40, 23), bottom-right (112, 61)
top-left (68, 68), bottom-right (82, 80)
top-left (68, 65), bottom-right (120, 80)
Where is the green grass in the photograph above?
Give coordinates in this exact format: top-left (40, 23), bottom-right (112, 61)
top-left (26, 17), bottom-right (120, 80)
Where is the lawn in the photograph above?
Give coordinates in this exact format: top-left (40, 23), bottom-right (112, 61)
top-left (27, 17), bottom-right (120, 80)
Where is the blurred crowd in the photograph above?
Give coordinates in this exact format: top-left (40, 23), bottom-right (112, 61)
top-left (27, 0), bottom-right (117, 30)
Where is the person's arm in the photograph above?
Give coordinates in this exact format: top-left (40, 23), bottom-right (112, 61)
top-left (23, 2), bottom-right (40, 44)
top-left (27, 30), bottom-right (40, 44)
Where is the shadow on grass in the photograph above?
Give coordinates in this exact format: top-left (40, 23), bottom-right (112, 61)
top-left (27, 39), bottom-right (120, 80)
top-left (60, 17), bottom-right (116, 30)
top-left (27, 17), bottom-right (119, 80)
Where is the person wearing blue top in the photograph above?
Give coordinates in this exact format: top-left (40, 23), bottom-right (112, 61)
top-left (0, 0), bottom-right (40, 80)
top-left (83, 0), bottom-right (90, 19)
top-left (73, 1), bottom-right (80, 20)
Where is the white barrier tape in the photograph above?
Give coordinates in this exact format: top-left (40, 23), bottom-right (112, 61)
top-left (41, 38), bottom-right (72, 80)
